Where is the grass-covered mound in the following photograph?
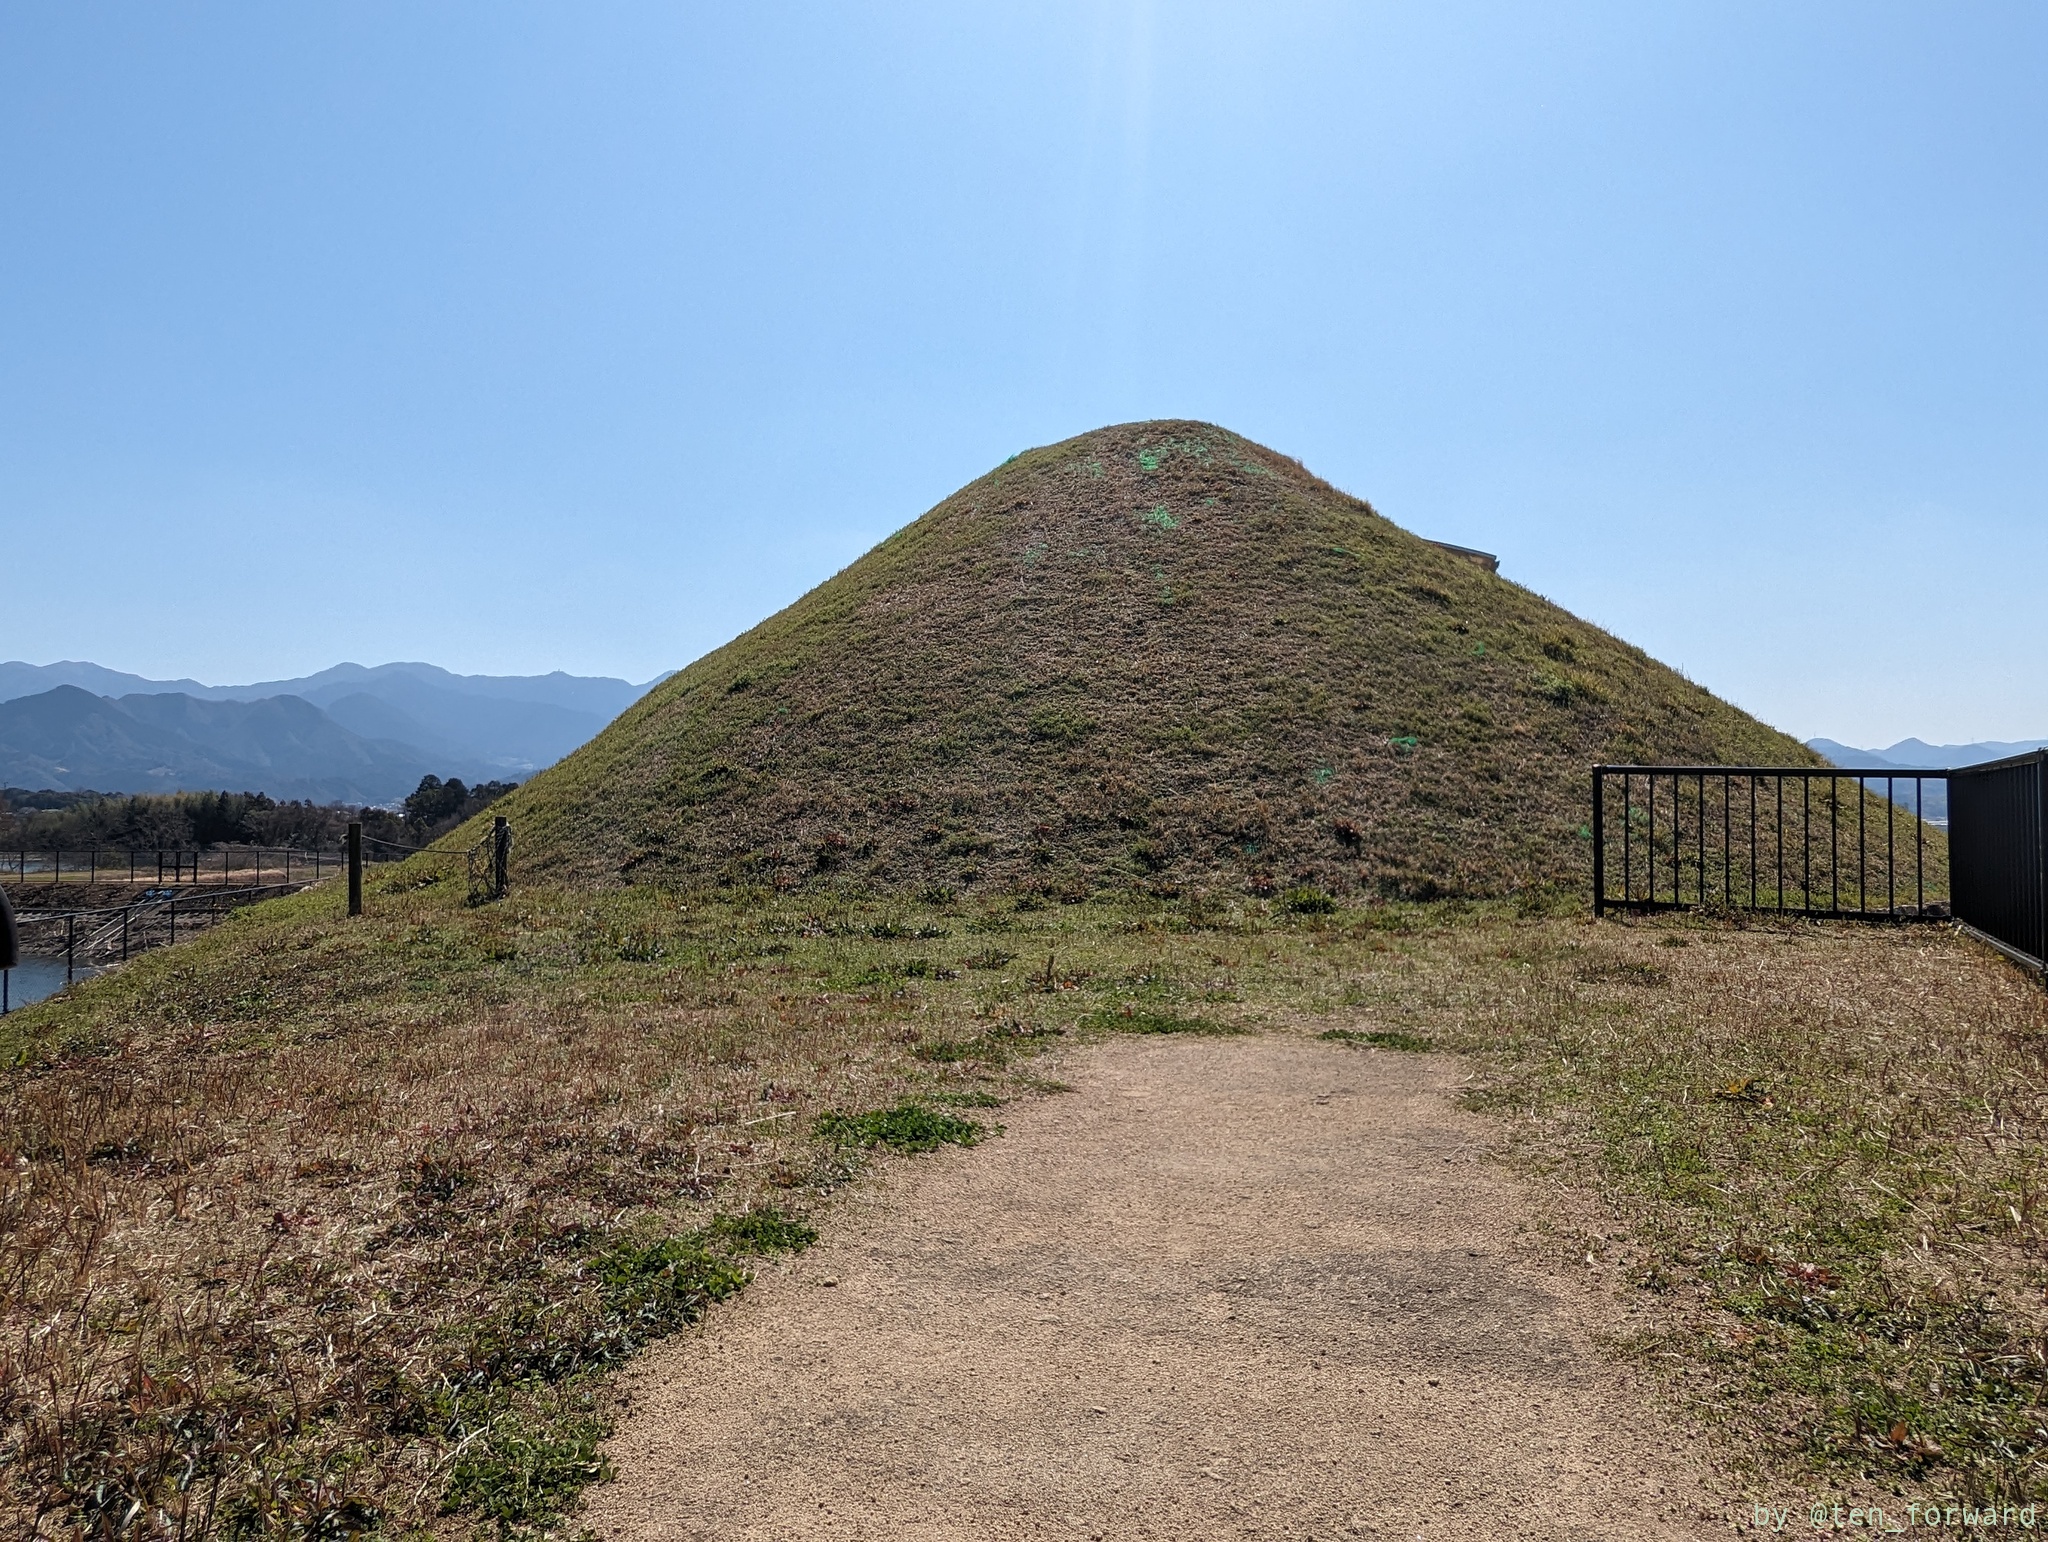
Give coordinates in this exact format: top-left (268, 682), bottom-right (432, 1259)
top-left (488, 421), bottom-right (1811, 899)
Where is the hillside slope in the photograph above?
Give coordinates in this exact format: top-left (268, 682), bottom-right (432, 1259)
top-left (495, 421), bottom-right (1814, 899)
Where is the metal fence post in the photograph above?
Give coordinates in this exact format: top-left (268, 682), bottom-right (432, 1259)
top-left (348, 823), bottom-right (363, 917)
top-left (1591, 770), bottom-right (1605, 916)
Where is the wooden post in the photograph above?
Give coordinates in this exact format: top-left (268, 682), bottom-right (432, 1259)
top-left (492, 816), bottom-right (510, 901)
top-left (348, 823), bottom-right (363, 917)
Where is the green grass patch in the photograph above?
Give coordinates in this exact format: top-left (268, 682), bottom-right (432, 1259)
top-left (1281, 885), bottom-right (1336, 914)
top-left (443, 1399), bottom-right (610, 1529)
top-left (1082, 1005), bottom-right (1240, 1036)
top-left (706, 1207), bottom-right (818, 1254)
top-left (815, 1100), bottom-right (988, 1152)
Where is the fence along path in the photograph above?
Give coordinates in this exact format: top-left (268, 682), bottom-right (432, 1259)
top-left (359, 815), bottom-right (511, 907)
top-left (1, 883), bottom-right (314, 1005)
top-left (7, 844), bottom-right (342, 887)
top-left (0, 817), bottom-right (514, 1014)
top-left (1593, 756), bottom-right (2047, 980)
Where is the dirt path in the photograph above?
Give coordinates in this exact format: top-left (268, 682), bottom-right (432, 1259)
top-left (583, 1035), bottom-right (1732, 1540)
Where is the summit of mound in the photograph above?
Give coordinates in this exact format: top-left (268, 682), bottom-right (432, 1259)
top-left (495, 421), bottom-right (1811, 899)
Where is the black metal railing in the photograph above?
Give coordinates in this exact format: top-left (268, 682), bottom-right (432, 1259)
top-left (1592, 766), bottom-right (1949, 921)
top-left (1948, 750), bottom-right (2047, 976)
top-left (0, 882), bottom-right (312, 1012)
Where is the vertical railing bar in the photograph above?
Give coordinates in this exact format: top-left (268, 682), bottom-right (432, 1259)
top-left (1916, 777), bottom-right (1925, 918)
top-left (1593, 770), bottom-right (1606, 916)
top-left (1859, 775), bottom-right (1867, 917)
top-left (1802, 776), bottom-right (1811, 916)
top-left (1698, 772), bottom-right (1707, 908)
top-left (1831, 775), bottom-right (1840, 916)
top-left (1885, 778), bottom-right (1895, 919)
top-left (1623, 773), bottom-right (1633, 906)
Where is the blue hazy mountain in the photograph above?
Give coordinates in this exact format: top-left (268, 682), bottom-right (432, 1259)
top-left (1805, 737), bottom-right (2048, 826)
top-left (1807, 737), bottom-right (2048, 770)
top-left (0, 685), bottom-right (433, 803)
top-left (0, 660), bottom-right (661, 781)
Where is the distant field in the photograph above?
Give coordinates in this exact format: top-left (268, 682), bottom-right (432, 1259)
top-left (3, 872), bottom-right (2044, 1534)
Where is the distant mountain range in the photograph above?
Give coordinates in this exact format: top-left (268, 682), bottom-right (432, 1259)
top-left (1805, 737), bottom-right (2048, 825)
top-left (0, 660), bottom-right (662, 804)
top-left (1807, 737), bottom-right (2048, 771)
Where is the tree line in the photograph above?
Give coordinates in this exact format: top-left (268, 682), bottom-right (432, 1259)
top-left (0, 776), bottom-right (516, 853)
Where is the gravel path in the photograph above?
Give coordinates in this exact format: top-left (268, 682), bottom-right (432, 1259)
top-left (583, 1034), bottom-right (1730, 1539)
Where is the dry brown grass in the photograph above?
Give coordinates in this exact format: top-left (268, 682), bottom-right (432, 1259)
top-left (0, 878), bottom-right (1013, 1539)
top-left (1334, 912), bottom-right (2048, 1501)
top-left (5, 870), bottom-right (2046, 1534)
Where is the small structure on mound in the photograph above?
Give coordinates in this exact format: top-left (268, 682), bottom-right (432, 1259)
top-left (493, 421), bottom-right (1814, 900)
top-left (1426, 540), bottom-right (1499, 574)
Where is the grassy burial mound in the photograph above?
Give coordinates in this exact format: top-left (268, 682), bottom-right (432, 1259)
top-left (497, 421), bottom-right (1811, 900)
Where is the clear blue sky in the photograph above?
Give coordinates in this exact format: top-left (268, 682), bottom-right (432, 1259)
top-left (3, 3), bottom-right (2042, 746)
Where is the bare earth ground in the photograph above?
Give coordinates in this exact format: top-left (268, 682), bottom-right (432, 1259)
top-left (585, 1033), bottom-right (1734, 1540)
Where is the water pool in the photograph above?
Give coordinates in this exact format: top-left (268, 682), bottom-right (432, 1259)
top-left (1, 956), bottom-right (100, 1012)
